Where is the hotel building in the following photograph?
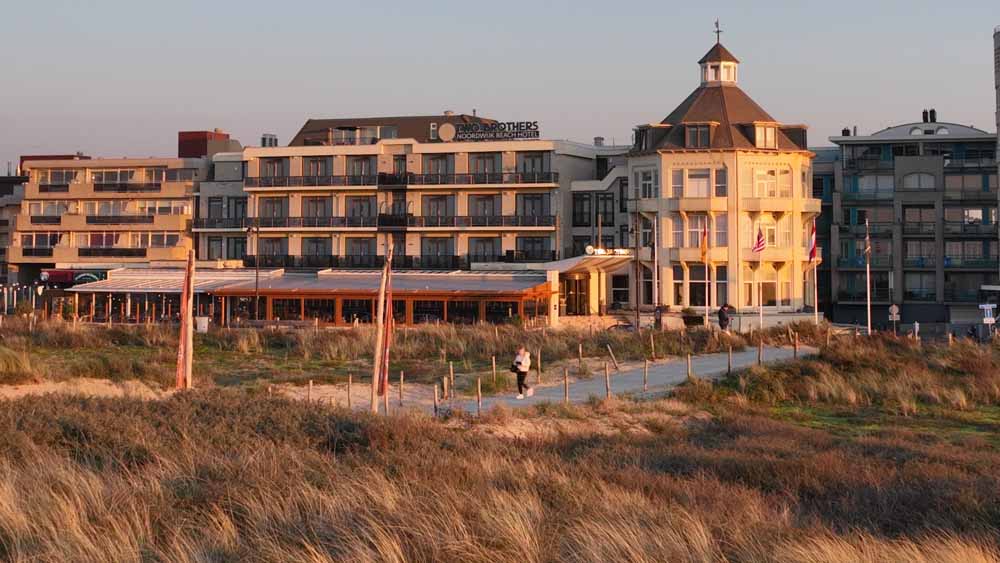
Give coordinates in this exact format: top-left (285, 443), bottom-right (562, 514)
top-left (825, 113), bottom-right (998, 330)
top-left (627, 42), bottom-right (821, 317)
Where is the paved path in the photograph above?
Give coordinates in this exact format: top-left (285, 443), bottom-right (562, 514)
top-left (456, 346), bottom-right (816, 412)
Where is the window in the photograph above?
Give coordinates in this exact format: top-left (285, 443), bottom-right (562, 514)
top-left (21, 232), bottom-right (63, 248)
top-left (83, 200), bottom-right (128, 216)
top-left (687, 214), bottom-right (708, 248)
top-left (429, 123), bottom-right (438, 140)
top-left (859, 175), bottom-right (893, 193)
top-left (302, 237), bottom-right (331, 256)
top-left (687, 169), bottom-right (710, 197)
top-left (29, 201), bottom-right (71, 216)
top-left (572, 194), bottom-right (592, 227)
top-left (812, 177), bottom-right (826, 198)
top-left (516, 152), bottom-right (550, 174)
top-left (227, 237), bottom-right (246, 260)
top-left (672, 266), bottom-right (684, 306)
top-left (91, 169), bottom-right (136, 184)
top-left (302, 197), bottom-right (332, 217)
top-left (305, 157), bottom-right (331, 177)
top-left (715, 214), bottom-right (728, 246)
top-left (755, 169), bottom-right (778, 197)
top-left (671, 169), bottom-right (683, 198)
top-left (208, 237), bottom-right (223, 260)
top-left (517, 193), bottom-right (548, 216)
top-left (35, 169), bottom-right (78, 185)
top-left (755, 125), bottom-right (776, 149)
top-left (345, 196), bottom-right (375, 218)
top-left (258, 197), bottom-right (288, 218)
top-left (945, 174), bottom-right (988, 192)
top-left (714, 168), bottom-right (728, 197)
top-left (260, 159), bottom-right (287, 178)
top-left (611, 275), bottom-right (629, 305)
top-left (904, 273), bottom-right (936, 301)
top-left (422, 195), bottom-right (454, 218)
top-left (470, 153), bottom-right (501, 174)
top-left (207, 197), bottom-right (223, 219)
top-left (469, 237), bottom-right (500, 259)
top-left (258, 237), bottom-right (288, 256)
top-left (672, 214), bottom-right (684, 247)
top-left (686, 125), bottom-right (710, 148)
top-left (346, 237), bottom-right (375, 256)
top-left (778, 169), bottom-right (793, 198)
top-left (423, 154), bottom-right (454, 175)
top-left (618, 178), bottom-right (628, 212)
top-left (347, 156), bottom-right (375, 177)
top-left (596, 193), bottom-right (615, 226)
top-left (635, 169), bottom-right (658, 199)
top-left (469, 195), bottom-right (500, 217)
top-left (641, 217), bottom-right (653, 247)
top-left (902, 173), bottom-right (935, 190)
top-left (715, 266), bottom-right (728, 306)
top-left (379, 126), bottom-right (398, 139)
top-left (392, 155), bottom-right (407, 175)
top-left (229, 198), bottom-right (247, 219)
top-left (129, 232), bottom-right (180, 248)
top-left (778, 216), bottom-right (792, 247)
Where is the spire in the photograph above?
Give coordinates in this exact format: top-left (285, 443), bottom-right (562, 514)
top-left (714, 19), bottom-right (722, 44)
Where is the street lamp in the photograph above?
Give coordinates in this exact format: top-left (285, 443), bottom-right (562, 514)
top-left (246, 224), bottom-right (260, 321)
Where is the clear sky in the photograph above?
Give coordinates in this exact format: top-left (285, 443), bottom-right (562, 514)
top-left (1, 0), bottom-right (997, 169)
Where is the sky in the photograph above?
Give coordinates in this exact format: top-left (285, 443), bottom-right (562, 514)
top-left (0, 0), bottom-right (998, 169)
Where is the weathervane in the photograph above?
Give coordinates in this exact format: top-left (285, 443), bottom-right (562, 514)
top-left (714, 19), bottom-right (722, 44)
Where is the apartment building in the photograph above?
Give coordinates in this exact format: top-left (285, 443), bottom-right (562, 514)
top-left (193, 152), bottom-right (248, 264)
top-left (627, 41), bottom-right (821, 316)
top-left (812, 147), bottom-right (838, 314)
top-left (12, 156), bottom-right (207, 283)
top-left (827, 112), bottom-right (999, 330)
top-left (237, 114), bottom-right (602, 270)
top-left (0, 176), bottom-right (26, 284)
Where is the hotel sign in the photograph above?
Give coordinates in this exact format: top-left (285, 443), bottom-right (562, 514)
top-left (439, 121), bottom-right (540, 142)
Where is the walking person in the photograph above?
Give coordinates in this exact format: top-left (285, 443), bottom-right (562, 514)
top-left (512, 346), bottom-right (533, 399)
top-left (717, 304), bottom-right (731, 333)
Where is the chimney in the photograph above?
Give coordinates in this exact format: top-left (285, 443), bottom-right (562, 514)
top-left (929, 108), bottom-right (937, 123)
top-left (593, 136), bottom-right (605, 147)
top-left (841, 127), bottom-right (851, 136)
top-left (922, 109), bottom-right (929, 123)
top-left (472, 108), bottom-right (477, 117)
top-left (852, 126), bottom-right (858, 136)
top-left (443, 110), bottom-right (455, 116)
top-left (326, 128), bottom-right (334, 146)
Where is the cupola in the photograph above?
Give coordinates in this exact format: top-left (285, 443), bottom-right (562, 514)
top-left (698, 42), bottom-right (739, 86)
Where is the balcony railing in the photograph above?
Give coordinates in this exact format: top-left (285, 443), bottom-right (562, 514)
top-left (93, 182), bottom-right (162, 193)
top-left (244, 255), bottom-right (385, 269)
top-left (903, 256), bottom-right (936, 268)
top-left (902, 222), bottom-right (935, 235)
top-left (29, 216), bottom-right (62, 225)
top-left (943, 257), bottom-right (1000, 269)
top-left (944, 189), bottom-right (997, 200)
top-left (38, 184), bottom-right (70, 193)
top-left (838, 256), bottom-right (891, 268)
top-left (944, 157), bottom-right (997, 169)
top-left (943, 222), bottom-right (997, 235)
top-left (944, 288), bottom-right (980, 302)
top-left (243, 250), bottom-right (559, 269)
top-left (78, 247), bottom-right (148, 257)
top-left (22, 247), bottom-right (54, 257)
top-left (904, 289), bottom-right (936, 301)
top-left (838, 288), bottom-right (891, 302)
top-left (252, 216), bottom-right (377, 228)
top-left (86, 215), bottom-right (155, 225)
top-left (245, 175), bottom-right (378, 188)
top-left (844, 159), bottom-right (894, 171)
top-left (193, 217), bottom-right (248, 229)
top-left (403, 215), bottom-right (556, 228)
top-left (841, 222), bottom-right (892, 235)
top-left (841, 190), bottom-right (894, 200)
top-left (407, 172), bottom-right (559, 185)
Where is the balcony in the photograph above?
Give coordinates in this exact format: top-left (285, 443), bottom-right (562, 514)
top-left (30, 216), bottom-right (62, 225)
top-left (844, 159), bottom-right (894, 171)
top-left (944, 189), bottom-right (997, 201)
top-left (841, 190), bottom-right (894, 201)
top-left (841, 222), bottom-right (892, 235)
top-left (397, 255), bottom-right (465, 270)
top-left (944, 157), bottom-right (996, 170)
top-left (903, 256), bottom-right (936, 268)
top-left (243, 255), bottom-right (385, 269)
top-left (193, 217), bottom-right (248, 229)
top-left (245, 175), bottom-right (377, 188)
top-left (838, 288), bottom-right (891, 302)
top-left (903, 289), bottom-right (936, 302)
top-left (93, 182), bottom-right (162, 193)
top-left (944, 288), bottom-right (980, 302)
top-left (38, 184), bottom-right (69, 193)
top-left (85, 215), bottom-right (155, 225)
top-left (402, 215), bottom-right (557, 228)
top-left (78, 248), bottom-right (148, 258)
top-left (406, 172), bottom-right (558, 185)
top-left (902, 222), bottom-right (935, 235)
top-left (251, 216), bottom-right (377, 228)
top-left (943, 257), bottom-right (1000, 269)
top-left (21, 247), bottom-right (54, 257)
top-left (943, 222), bottom-right (998, 236)
top-left (838, 256), bottom-right (891, 268)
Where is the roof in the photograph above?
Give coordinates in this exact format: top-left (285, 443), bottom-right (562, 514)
top-left (830, 122), bottom-right (996, 144)
top-left (288, 114), bottom-right (498, 146)
top-left (636, 85), bottom-right (805, 152)
top-left (698, 43), bottom-right (740, 64)
top-left (68, 268), bottom-right (550, 296)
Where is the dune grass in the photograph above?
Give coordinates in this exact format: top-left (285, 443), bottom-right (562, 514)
top-left (0, 391), bottom-right (996, 561)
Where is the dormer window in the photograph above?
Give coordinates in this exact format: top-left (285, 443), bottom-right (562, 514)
top-left (754, 125), bottom-right (776, 149)
top-left (686, 125), bottom-right (710, 148)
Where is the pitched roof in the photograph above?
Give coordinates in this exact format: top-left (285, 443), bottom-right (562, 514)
top-left (288, 114), bottom-right (496, 146)
top-left (698, 43), bottom-right (740, 64)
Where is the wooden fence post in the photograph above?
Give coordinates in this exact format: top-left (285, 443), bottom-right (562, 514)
top-left (476, 378), bottom-right (482, 417)
top-left (728, 346), bottom-right (733, 375)
top-left (491, 355), bottom-right (497, 386)
top-left (443, 376), bottom-right (449, 401)
top-left (794, 332), bottom-right (799, 358)
top-left (347, 374), bottom-right (352, 409)
top-left (563, 367), bottom-right (569, 405)
top-left (606, 344), bottom-right (620, 371)
top-left (383, 377), bottom-right (389, 415)
top-left (826, 327), bottom-right (832, 347)
top-left (757, 341), bottom-right (763, 366)
top-left (604, 362), bottom-right (611, 399)
top-left (643, 359), bottom-right (649, 392)
top-left (433, 385), bottom-right (439, 416)
top-left (308, 380), bottom-right (313, 402)
top-left (449, 361), bottom-right (455, 389)
top-left (536, 348), bottom-right (542, 384)
top-left (578, 343), bottom-right (583, 368)
top-left (649, 332), bottom-right (656, 360)
top-left (399, 370), bottom-right (404, 407)
top-left (686, 354), bottom-right (693, 380)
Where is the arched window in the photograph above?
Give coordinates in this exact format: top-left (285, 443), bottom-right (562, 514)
top-left (902, 173), bottom-right (935, 190)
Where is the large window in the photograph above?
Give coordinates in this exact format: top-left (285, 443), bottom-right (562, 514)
top-left (671, 169), bottom-right (683, 198)
top-left (29, 201), bottom-right (71, 216)
top-left (207, 197), bottom-right (223, 219)
top-left (302, 196), bottom-right (332, 217)
top-left (226, 237), bottom-right (246, 260)
top-left (778, 169), bottom-right (793, 198)
top-left (21, 232), bottom-right (63, 248)
top-left (714, 168), bottom-right (728, 197)
top-left (755, 126), bottom-right (776, 149)
top-left (686, 125), bottom-right (710, 148)
top-left (904, 273), bottom-right (936, 301)
top-left (516, 152), bottom-right (550, 173)
top-left (517, 193), bottom-right (548, 217)
top-left (595, 193), bottom-right (615, 226)
top-left (304, 157), bottom-right (332, 177)
top-left (672, 214), bottom-right (683, 247)
top-left (902, 173), bottom-right (935, 190)
top-left (129, 232), bottom-right (180, 248)
top-left (635, 169), bottom-right (659, 199)
top-left (755, 169), bottom-right (778, 197)
top-left (469, 153), bottom-right (501, 174)
top-left (345, 196), bottom-right (375, 218)
top-left (687, 214), bottom-right (708, 249)
top-left (572, 193), bottom-right (591, 227)
top-left (208, 237), bottom-right (223, 260)
top-left (469, 195), bottom-right (500, 217)
top-left (715, 214), bottom-right (728, 246)
top-left (687, 169), bottom-right (710, 197)
top-left (137, 200), bottom-right (189, 215)
top-left (34, 169), bottom-right (78, 185)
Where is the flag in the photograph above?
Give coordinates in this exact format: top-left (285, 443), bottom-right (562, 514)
top-left (377, 244), bottom-right (394, 396)
top-left (751, 226), bottom-right (766, 253)
top-left (808, 220), bottom-right (817, 263)
top-left (864, 219), bottom-right (872, 259)
top-left (700, 221), bottom-right (709, 263)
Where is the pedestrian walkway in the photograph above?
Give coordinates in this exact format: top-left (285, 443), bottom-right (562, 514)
top-left (461, 346), bottom-right (815, 412)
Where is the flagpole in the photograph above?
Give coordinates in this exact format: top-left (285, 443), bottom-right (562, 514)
top-left (865, 219), bottom-right (872, 336)
top-left (813, 263), bottom-right (819, 326)
top-left (758, 266), bottom-right (763, 330)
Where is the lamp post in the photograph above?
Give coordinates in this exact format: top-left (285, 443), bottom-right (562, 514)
top-left (246, 224), bottom-right (260, 321)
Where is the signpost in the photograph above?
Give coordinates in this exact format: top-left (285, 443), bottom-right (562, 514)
top-left (888, 304), bottom-right (900, 335)
top-left (980, 304), bottom-right (996, 340)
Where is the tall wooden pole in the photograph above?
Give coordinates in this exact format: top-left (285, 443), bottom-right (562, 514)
top-left (175, 250), bottom-right (195, 389)
top-left (370, 240), bottom-right (392, 414)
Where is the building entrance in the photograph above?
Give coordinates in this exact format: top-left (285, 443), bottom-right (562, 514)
top-left (561, 273), bottom-right (589, 316)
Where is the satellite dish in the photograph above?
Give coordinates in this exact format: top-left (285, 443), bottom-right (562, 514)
top-left (585, 245), bottom-right (595, 255)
